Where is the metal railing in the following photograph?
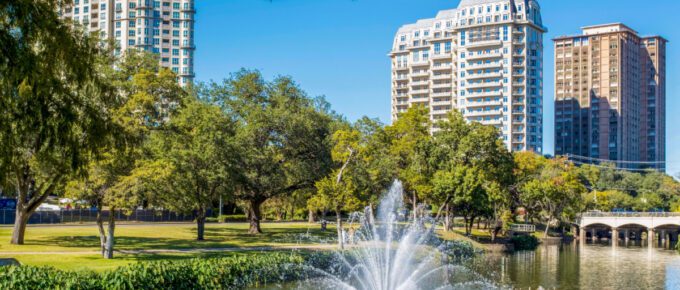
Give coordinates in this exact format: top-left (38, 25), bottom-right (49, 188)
top-left (580, 211), bottom-right (680, 218)
top-left (510, 224), bottom-right (536, 233)
top-left (0, 209), bottom-right (209, 225)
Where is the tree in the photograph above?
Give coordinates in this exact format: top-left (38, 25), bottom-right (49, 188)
top-left (143, 97), bottom-right (236, 241)
top-left (314, 127), bottom-right (365, 249)
top-left (1, 1), bottom-right (112, 244)
top-left (384, 106), bottom-right (432, 221)
top-left (432, 165), bottom-right (486, 235)
top-left (63, 51), bottom-right (186, 257)
top-left (429, 111), bottom-right (514, 237)
top-left (520, 158), bottom-right (586, 238)
top-left (202, 70), bottom-right (333, 234)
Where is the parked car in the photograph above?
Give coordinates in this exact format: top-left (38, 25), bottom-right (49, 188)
top-left (36, 203), bottom-right (61, 211)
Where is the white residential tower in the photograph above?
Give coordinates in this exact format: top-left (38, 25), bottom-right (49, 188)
top-left (390, 0), bottom-right (546, 152)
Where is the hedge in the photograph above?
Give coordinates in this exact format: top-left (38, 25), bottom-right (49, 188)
top-left (0, 253), bottom-right (317, 290)
top-left (510, 235), bottom-right (540, 251)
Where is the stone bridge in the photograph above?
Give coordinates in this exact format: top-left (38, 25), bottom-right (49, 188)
top-left (575, 212), bottom-right (680, 249)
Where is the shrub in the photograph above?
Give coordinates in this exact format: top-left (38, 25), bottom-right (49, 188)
top-left (0, 253), bottom-right (319, 290)
top-left (511, 235), bottom-right (540, 251)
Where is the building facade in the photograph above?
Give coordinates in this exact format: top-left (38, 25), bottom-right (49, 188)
top-left (390, 0), bottom-right (546, 153)
top-left (59, 0), bottom-right (196, 85)
top-left (554, 24), bottom-right (666, 171)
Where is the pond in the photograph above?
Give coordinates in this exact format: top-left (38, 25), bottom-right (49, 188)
top-left (484, 242), bottom-right (680, 290)
top-left (255, 243), bottom-right (680, 289)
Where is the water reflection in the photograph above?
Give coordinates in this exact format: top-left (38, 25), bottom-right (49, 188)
top-left (488, 243), bottom-right (680, 290)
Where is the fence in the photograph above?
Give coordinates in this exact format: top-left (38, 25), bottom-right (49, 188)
top-left (580, 211), bottom-right (680, 218)
top-left (510, 224), bottom-right (536, 233)
top-left (0, 209), bottom-right (210, 225)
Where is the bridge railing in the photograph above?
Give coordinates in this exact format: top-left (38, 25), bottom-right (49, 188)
top-left (510, 223), bottom-right (536, 233)
top-left (579, 211), bottom-right (680, 218)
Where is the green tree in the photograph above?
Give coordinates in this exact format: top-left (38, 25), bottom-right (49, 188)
top-left (633, 192), bottom-right (664, 212)
top-left (520, 158), bottom-right (586, 238)
top-left (430, 111), bottom-right (514, 237)
top-left (1, 0), bottom-right (111, 244)
top-left (385, 106), bottom-right (432, 221)
top-left (143, 97), bottom-right (237, 240)
top-left (63, 51), bottom-right (185, 256)
top-left (202, 70), bottom-right (333, 234)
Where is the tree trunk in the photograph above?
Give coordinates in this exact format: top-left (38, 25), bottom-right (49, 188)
top-left (96, 207), bottom-right (106, 257)
top-left (248, 199), bottom-right (264, 234)
top-left (104, 211), bottom-right (115, 259)
top-left (544, 216), bottom-right (551, 238)
top-left (444, 204), bottom-right (450, 232)
top-left (308, 209), bottom-right (316, 223)
top-left (10, 210), bottom-right (29, 245)
top-left (196, 207), bottom-right (206, 241)
top-left (412, 191), bottom-right (417, 223)
top-left (336, 208), bottom-right (344, 250)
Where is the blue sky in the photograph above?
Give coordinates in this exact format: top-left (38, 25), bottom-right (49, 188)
top-left (194, 0), bottom-right (680, 175)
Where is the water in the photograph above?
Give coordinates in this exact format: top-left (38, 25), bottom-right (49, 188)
top-left (252, 180), bottom-right (680, 289)
top-left (282, 180), bottom-right (498, 290)
top-left (483, 243), bottom-right (680, 290)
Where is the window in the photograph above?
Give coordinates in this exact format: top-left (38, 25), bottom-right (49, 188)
top-left (434, 43), bottom-right (441, 55)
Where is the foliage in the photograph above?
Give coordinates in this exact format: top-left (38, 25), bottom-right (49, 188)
top-left (0, 253), bottom-right (319, 289)
top-left (510, 235), bottom-right (540, 251)
top-left (520, 157), bottom-right (586, 238)
top-left (430, 111), bottom-right (514, 236)
top-left (384, 106), bottom-right (433, 212)
top-left (201, 70), bottom-right (333, 234)
top-left (584, 190), bottom-right (634, 212)
top-left (0, 0), bottom-right (115, 244)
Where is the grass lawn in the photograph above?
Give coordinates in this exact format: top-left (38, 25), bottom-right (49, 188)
top-left (0, 222), bottom-right (336, 271)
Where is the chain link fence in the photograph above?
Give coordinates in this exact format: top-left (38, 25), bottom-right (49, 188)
top-left (0, 209), bottom-right (209, 225)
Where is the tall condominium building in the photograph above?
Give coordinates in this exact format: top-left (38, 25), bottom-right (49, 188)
top-left (59, 0), bottom-right (196, 85)
top-left (390, 0), bottom-right (547, 153)
top-left (554, 24), bottom-right (666, 171)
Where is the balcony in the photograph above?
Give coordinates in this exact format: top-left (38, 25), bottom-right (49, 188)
top-left (432, 74), bottom-right (453, 80)
top-left (411, 89), bottom-right (430, 95)
top-left (466, 81), bottom-right (502, 89)
top-left (467, 62), bottom-right (502, 70)
top-left (410, 60), bottom-right (430, 67)
top-left (432, 91), bottom-right (452, 98)
top-left (432, 99), bottom-right (452, 106)
top-left (466, 90), bottom-right (502, 98)
top-left (410, 80), bottom-right (429, 86)
top-left (466, 52), bottom-right (503, 60)
top-left (431, 53), bottom-right (452, 60)
top-left (464, 100), bottom-right (502, 108)
top-left (432, 82), bottom-right (452, 89)
top-left (466, 109), bottom-right (503, 117)
top-left (432, 63), bottom-right (453, 70)
top-left (466, 71), bottom-right (503, 80)
top-left (411, 70), bottom-right (430, 77)
top-left (466, 40), bottom-right (503, 48)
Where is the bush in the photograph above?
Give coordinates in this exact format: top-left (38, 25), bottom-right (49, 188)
top-left (0, 253), bottom-right (319, 289)
top-left (511, 235), bottom-right (540, 251)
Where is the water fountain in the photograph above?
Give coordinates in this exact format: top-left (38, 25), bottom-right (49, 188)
top-left (285, 180), bottom-right (498, 290)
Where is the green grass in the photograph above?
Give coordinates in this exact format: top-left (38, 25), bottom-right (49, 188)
top-left (0, 222), bottom-right (336, 271)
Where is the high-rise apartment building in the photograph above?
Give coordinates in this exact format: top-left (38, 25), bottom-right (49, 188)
top-left (390, 0), bottom-right (546, 152)
top-left (554, 24), bottom-right (666, 171)
top-left (59, 0), bottom-right (196, 85)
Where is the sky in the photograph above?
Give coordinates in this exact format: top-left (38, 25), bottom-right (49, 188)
top-left (194, 0), bottom-right (680, 175)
